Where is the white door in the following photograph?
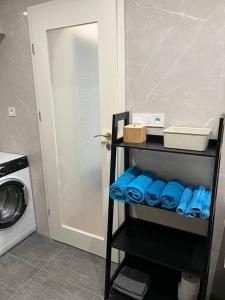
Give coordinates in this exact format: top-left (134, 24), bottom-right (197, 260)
top-left (28, 0), bottom-right (125, 258)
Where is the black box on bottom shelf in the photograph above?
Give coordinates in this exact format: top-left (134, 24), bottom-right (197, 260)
top-left (110, 257), bottom-right (180, 300)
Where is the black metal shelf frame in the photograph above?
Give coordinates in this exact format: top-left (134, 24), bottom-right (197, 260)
top-left (104, 112), bottom-right (224, 300)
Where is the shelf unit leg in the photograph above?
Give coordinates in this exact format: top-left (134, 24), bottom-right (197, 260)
top-left (104, 199), bottom-right (114, 300)
top-left (104, 115), bottom-right (117, 300)
top-left (200, 116), bottom-right (224, 299)
top-left (198, 275), bottom-right (208, 300)
top-left (104, 112), bottom-right (130, 299)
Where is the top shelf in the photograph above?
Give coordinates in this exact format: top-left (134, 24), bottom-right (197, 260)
top-left (114, 135), bottom-right (217, 158)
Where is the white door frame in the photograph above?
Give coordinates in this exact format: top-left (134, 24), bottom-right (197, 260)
top-left (28, 0), bottom-right (125, 252)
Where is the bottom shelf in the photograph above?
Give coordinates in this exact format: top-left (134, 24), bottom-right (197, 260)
top-left (109, 257), bottom-right (180, 300)
top-left (112, 218), bottom-right (207, 277)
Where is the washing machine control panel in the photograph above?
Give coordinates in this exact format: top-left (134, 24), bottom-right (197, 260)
top-left (0, 156), bottom-right (28, 178)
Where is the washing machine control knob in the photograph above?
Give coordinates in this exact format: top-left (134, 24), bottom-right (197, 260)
top-left (0, 166), bottom-right (6, 176)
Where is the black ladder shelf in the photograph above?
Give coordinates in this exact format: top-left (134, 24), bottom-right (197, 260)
top-left (104, 112), bottom-right (224, 300)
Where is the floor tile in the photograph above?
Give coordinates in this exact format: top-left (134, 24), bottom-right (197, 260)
top-left (11, 270), bottom-right (102, 300)
top-left (9, 232), bottom-right (65, 267)
top-left (0, 253), bottom-right (39, 291)
top-left (44, 245), bottom-right (108, 296)
top-left (0, 281), bottom-right (16, 300)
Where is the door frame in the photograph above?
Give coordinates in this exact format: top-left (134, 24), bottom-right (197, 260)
top-left (28, 0), bottom-right (126, 248)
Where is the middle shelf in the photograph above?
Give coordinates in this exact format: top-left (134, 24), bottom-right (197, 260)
top-left (112, 218), bottom-right (207, 278)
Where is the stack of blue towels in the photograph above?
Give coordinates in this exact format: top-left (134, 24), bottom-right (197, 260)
top-left (176, 185), bottom-right (212, 219)
top-left (109, 166), bottom-right (212, 219)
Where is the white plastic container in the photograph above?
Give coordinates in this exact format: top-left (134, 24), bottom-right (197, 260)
top-left (164, 127), bottom-right (211, 151)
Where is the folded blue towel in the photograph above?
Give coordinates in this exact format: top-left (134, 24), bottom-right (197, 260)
top-left (200, 191), bottom-right (212, 220)
top-left (126, 171), bottom-right (156, 204)
top-left (145, 179), bottom-right (166, 206)
top-left (176, 185), bottom-right (194, 215)
top-left (160, 179), bottom-right (185, 209)
top-left (191, 186), bottom-right (206, 214)
top-left (109, 166), bottom-right (141, 202)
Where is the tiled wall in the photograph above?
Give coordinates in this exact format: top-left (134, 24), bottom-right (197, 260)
top-left (0, 0), bottom-right (50, 235)
top-left (125, 0), bottom-right (225, 298)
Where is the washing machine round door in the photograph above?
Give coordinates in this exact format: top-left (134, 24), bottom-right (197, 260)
top-left (0, 180), bottom-right (28, 229)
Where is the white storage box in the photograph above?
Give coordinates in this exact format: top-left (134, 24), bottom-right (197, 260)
top-left (164, 127), bottom-right (211, 151)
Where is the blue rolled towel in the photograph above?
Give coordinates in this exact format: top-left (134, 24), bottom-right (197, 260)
top-left (185, 197), bottom-right (197, 218)
top-left (191, 186), bottom-right (206, 215)
top-left (145, 179), bottom-right (166, 206)
top-left (160, 179), bottom-right (185, 209)
top-left (176, 185), bottom-right (194, 215)
top-left (200, 191), bottom-right (212, 220)
top-left (126, 171), bottom-right (156, 204)
top-left (109, 166), bottom-right (141, 202)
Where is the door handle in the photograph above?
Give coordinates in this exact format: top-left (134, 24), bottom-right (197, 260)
top-left (94, 132), bottom-right (112, 141)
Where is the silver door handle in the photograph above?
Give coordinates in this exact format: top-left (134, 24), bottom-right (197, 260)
top-left (94, 132), bottom-right (112, 141)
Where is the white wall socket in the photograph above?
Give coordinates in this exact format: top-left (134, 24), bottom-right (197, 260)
top-left (8, 107), bottom-right (16, 117)
top-left (132, 113), bottom-right (164, 128)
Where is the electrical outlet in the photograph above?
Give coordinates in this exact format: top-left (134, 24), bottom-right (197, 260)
top-left (150, 113), bottom-right (164, 127)
top-left (132, 113), bottom-right (164, 128)
top-left (8, 107), bottom-right (16, 117)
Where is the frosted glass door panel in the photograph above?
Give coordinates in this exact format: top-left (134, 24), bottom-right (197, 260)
top-left (48, 23), bottom-right (104, 237)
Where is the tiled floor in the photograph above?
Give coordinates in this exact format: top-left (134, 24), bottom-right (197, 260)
top-left (0, 232), bottom-right (111, 300)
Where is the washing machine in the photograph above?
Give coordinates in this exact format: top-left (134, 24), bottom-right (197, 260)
top-left (0, 152), bottom-right (36, 255)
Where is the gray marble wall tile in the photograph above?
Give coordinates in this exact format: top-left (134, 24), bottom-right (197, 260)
top-left (0, 0), bottom-right (50, 235)
top-left (125, 0), bottom-right (225, 298)
top-left (126, 0), bottom-right (224, 134)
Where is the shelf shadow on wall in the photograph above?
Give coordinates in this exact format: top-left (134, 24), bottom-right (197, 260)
top-left (210, 227), bottom-right (225, 300)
